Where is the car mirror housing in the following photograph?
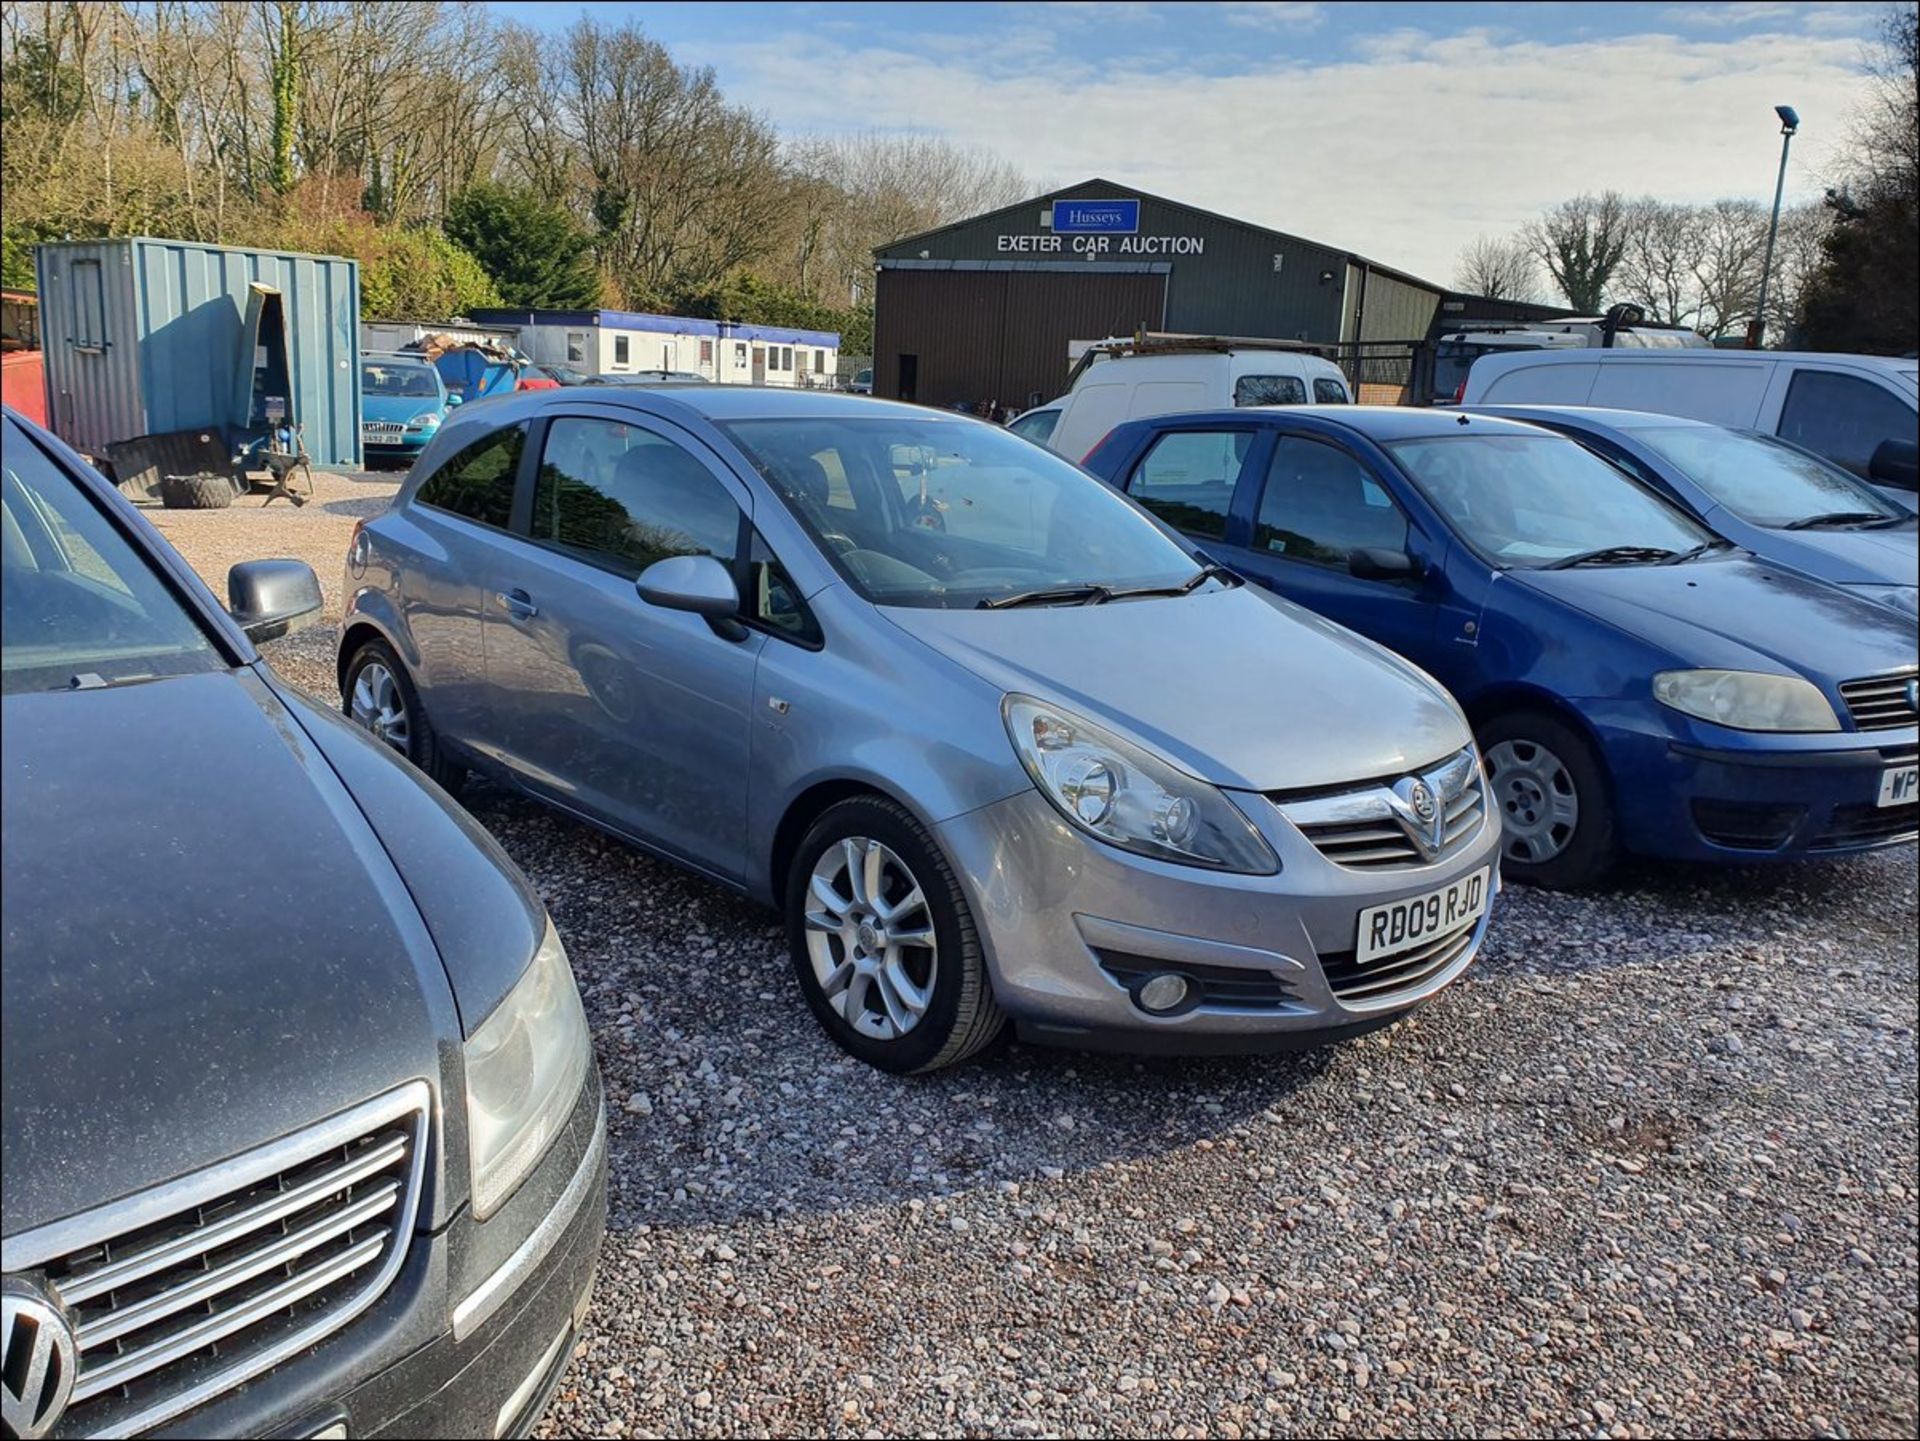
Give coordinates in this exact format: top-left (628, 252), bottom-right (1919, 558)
top-left (445, 392), bottom-right (463, 407)
top-left (636, 554), bottom-right (746, 638)
top-left (228, 558), bottom-right (323, 644)
top-left (1868, 437), bottom-right (1917, 492)
top-left (1348, 547), bottom-right (1416, 581)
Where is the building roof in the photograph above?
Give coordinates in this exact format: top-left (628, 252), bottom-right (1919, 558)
top-left (874, 177), bottom-right (1451, 296)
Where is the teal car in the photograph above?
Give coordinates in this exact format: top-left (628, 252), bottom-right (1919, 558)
top-left (361, 355), bottom-right (457, 468)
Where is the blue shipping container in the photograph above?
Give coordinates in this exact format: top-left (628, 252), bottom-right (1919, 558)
top-left (34, 237), bottom-right (362, 468)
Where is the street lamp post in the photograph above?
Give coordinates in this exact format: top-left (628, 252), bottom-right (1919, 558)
top-left (1752, 104), bottom-right (1800, 349)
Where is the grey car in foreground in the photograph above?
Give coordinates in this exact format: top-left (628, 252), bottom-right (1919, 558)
top-left (0, 409), bottom-right (605, 1439)
top-left (1466, 405), bottom-right (1919, 617)
top-left (340, 388), bottom-right (1501, 1072)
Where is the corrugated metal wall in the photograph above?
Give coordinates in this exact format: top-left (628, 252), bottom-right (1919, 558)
top-left (874, 265), bottom-right (1168, 409)
top-left (1353, 268), bottom-right (1441, 345)
top-left (36, 238), bottom-right (360, 467)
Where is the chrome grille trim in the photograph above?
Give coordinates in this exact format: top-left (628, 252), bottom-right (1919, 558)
top-left (1840, 669), bottom-right (1919, 731)
top-left (1, 1081), bottom-right (430, 1440)
top-left (1276, 747), bottom-right (1487, 870)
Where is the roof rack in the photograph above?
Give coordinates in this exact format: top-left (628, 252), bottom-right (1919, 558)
top-left (1066, 330), bottom-right (1332, 387)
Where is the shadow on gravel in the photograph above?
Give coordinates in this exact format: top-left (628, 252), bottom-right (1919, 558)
top-left (321, 495), bottom-right (393, 520)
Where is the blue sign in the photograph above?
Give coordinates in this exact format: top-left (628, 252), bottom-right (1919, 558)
top-left (1051, 199), bottom-right (1140, 234)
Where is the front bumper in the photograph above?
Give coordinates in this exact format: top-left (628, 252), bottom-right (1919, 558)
top-left (156, 1079), bottom-right (608, 1440)
top-left (1578, 699), bottom-right (1918, 861)
top-left (934, 786), bottom-right (1502, 1054)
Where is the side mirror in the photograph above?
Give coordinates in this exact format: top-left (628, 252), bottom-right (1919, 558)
top-left (1348, 547), bottom-right (1416, 581)
top-left (636, 554), bottom-right (746, 639)
top-left (228, 559), bottom-right (322, 643)
top-left (1868, 437), bottom-right (1918, 492)
top-left (445, 392), bottom-right (463, 407)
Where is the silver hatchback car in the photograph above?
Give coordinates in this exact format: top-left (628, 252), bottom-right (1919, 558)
top-left (341, 389), bottom-right (1501, 1071)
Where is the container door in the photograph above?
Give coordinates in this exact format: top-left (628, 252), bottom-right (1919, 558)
top-left (231, 283), bottom-right (292, 438)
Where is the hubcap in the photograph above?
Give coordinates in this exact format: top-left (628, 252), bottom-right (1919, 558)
top-left (349, 662), bottom-right (411, 755)
top-left (1485, 738), bottom-right (1579, 865)
top-left (803, 837), bottom-right (938, 1042)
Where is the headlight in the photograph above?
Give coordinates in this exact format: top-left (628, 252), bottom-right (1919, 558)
top-left (1849, 583), bottom-right (1919, 617)
top-left (406, 411), bottom-right (442, 429)
top-left (464, 918), bottom-right (592, 1219)
top-left (1003, 695), bottom-right (1278, 873)
top-left (1653, 669), bottom-right (1839, 733)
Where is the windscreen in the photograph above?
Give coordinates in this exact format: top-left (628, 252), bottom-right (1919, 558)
top-left (3, 420), bottom-right (223, 693)
top-left (721, 416), bottom-right (1202, 608)
top-left (1388, 431), bottom-right (1712, 568)
top-left (362, 361), bottom-right (441, 397)
top-left (1632, 425), bottom-right (1909, 528)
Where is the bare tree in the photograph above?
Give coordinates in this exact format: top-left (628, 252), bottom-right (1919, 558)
top-left (1613, 197), bottom-right (1701, 327)
top-left (1452, 234), bottom-right (1541, 302)
top-left (1523, 191), bottom-right (1629, 312)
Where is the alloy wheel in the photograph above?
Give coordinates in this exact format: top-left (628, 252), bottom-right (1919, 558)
top-left (1486, 737), bottom-right (1580, 864)
top-left (803, 837), bottom-right (939, 1041)
top-left (349, 661), bottom-right (411, 755)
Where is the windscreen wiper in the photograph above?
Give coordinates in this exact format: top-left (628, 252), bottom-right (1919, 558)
top-left (1098, 564), bottom-right (1241, 603)
top-left (1782, 511), bottom-right (1900, 530)
top-left (977, 584), bottom-right (1112, 610)
top-left (1542, 545), bottom-right (1678, 570)
top-left (1661, 539), bottom-right (1736, 564)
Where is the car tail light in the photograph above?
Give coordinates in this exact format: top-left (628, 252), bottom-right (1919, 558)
top-left (1453, 381), bottom-right (1467, 403)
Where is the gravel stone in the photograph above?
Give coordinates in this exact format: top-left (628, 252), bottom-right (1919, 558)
top-left (170, 471), bottom-right (1920, 1439)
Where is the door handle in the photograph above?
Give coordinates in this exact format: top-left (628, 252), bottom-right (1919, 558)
top-left (496, 588), bottom-right (538, 620)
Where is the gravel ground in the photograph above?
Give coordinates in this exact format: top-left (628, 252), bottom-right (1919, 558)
top-left (159, 481), bottom-right (1919, 1438)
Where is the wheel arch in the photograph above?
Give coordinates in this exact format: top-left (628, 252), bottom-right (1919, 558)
top-left (766, 777), bottom-right (932, 907)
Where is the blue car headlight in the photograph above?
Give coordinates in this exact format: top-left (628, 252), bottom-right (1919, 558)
top-left (1653, 669), bottom-right (1840, 733)
top-left (406, 411), bottom-right (443, 430)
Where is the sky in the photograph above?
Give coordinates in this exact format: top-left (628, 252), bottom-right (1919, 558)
top-left (487, 1), bottom-right (1892, 285)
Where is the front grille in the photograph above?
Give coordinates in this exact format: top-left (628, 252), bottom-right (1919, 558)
top-left (1691, 799), bottom-right (1806, 850)
top-left (1319, 918), bottom-right (1480, 1002)
top-left (1276, 748), bottom-right (1487, 870)
top-left (5, 1084), bottom-right (428, 1438)
top-left (1813, 801), bottom-right (1919, 851)
top-left (1094, 949), bottom-right (1294, 1011)
top-left (361, 421), bottom-right (406, 437)
top-left (1840, 670), bottom-right (1919, 731)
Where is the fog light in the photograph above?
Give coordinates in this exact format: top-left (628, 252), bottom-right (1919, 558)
top-left (1137, 972), bottom-right (1190, 1014)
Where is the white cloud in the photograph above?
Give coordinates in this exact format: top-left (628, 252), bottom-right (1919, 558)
top-left (1659, 2), bottom-right (1797, 26)
top-left (1222, 2), bottom-right (1326, 27)
top-left (689, 22), bottom-right (1871, 285)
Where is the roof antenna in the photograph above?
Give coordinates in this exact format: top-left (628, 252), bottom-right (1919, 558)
top-left (1456, 413), bottom-right (1471, 425)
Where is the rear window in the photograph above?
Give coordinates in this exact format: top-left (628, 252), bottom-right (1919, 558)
top-left (1313, 377), bottom-right (1350, 404)
top-left (1234, 375), bottom-right (1308, 407)
top-left (415, 422), bottom-right (525, 529)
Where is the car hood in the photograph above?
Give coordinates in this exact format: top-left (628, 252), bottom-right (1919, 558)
top-left (1510, 551), bottom-right (1919, 683)
top-left (1, 667), bottom-right (457, 1236)
top-left (362, 392), bottom-right (440, 424)
top-left (880, 583), bottom-right (1470, 791)
top-left (1745, 520), bottom-right (1919, 589)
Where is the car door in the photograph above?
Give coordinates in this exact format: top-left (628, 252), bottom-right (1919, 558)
top-left (1765, 365), bottom-right (1920, 482)
top-left (397, 419), bottom-right (530, 752)
top-left (483, 406), bottom-right (766, 882)
top-left (1217, 428), bottom-right (1439, 667)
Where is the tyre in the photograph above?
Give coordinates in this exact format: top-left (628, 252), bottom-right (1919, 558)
top-left (158, 472), bottom-right (235, 509)
top-left (786, 795), bottom-right (1005, 1073)
top-left (1477, 710), bottom-right (1616, 890)
top-left (342, 639), bottom-right (466, 797)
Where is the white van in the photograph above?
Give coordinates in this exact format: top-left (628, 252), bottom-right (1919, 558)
top-left (1460, 349), bottom-right (1919, 487)
top-left (1045, 342), bottom-right (1352, 461)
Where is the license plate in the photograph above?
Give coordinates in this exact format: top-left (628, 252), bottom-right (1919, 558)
top-left (1356, 868), bottom-right (1491, 964)
top-left (1879, 764), bottom-right (1919, 808)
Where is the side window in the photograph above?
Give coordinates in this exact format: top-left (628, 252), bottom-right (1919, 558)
top-left (1313, 377), bottom-right (1350, 404)
top-left (566, 333), bottom-right (587, 364)
top-left (531, 417), bottom-right (741, 576)
top-left (1234, 375), bottom-right (1308, 407)
top-left (613, 335), bottom-right (630, 367)
top-left (1778, 370), bottom-right (1915, 476)
top-left (1008, 409), bottom-right (1059, 444)
top-left (415, 422), bottom-right (525, 529)
top-left (71, 259), bottom-right (107, 351)
top-left (1254, 436), bottom-right (1407, 569)
top-left (747, 530), bottom-right (820, 645)
top-left (1127, 429), bottom-right (1253, 539)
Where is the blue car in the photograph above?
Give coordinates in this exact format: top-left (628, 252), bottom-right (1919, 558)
top-left (1463, 405), bottom-right (1918, 618)
top-left (1085, 407), bottom-right (1918, 888)
top-left (361, 354), bottom-right (457, 467)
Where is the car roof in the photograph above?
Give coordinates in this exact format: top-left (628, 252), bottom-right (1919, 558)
top-left (422, 384), bottom-right (987, 437)
top-left (1463, 404), bottom-right (1718, 433)
top-left (1472, 348), bottom-right (1917, 376)
top-left (1115, 404), bottom-right (1555, 442)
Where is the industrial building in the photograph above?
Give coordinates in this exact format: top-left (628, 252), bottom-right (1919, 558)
top-left (873, 179), bottom-right (1566, 409)
top-left (466, 308), bottom-right (839, 387)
